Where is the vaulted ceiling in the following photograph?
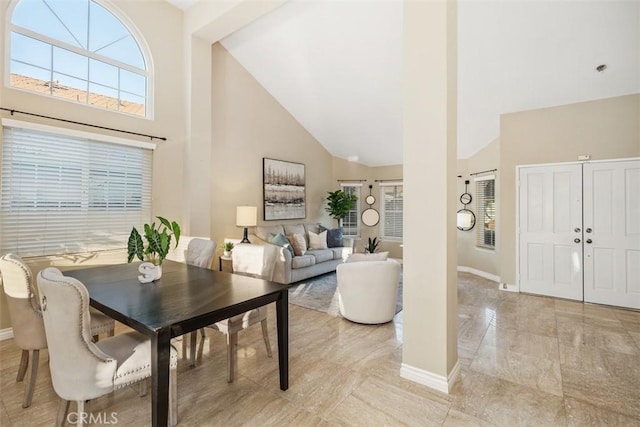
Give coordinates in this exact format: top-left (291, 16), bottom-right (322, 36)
top-left (168, 0), bottom-right (640, 166)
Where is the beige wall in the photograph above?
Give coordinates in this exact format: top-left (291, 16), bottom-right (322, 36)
top-left (209, 43), bottom-right (335, 245)
top-left (331, 158), bottom-right (403, 258)
top-left (0, 0), bottom-right (187, 329)
top-left (500, 94), bottom-right (640, 285)
top-left (456, 138), bottom-right (500, 276)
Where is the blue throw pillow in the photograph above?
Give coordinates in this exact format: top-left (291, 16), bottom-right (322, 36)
top-left (319, 226), bottom-right (344, 248)
top-left (267, 232), bottom-right (295, 256)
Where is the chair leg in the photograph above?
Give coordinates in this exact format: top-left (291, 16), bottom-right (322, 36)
top-left (139, 379), bottom-right (148, 397)
top-left (56, 399), bottom-right (70, 427)
top-left (169, 367), bottom-right (178, 426)
top-left (76, 400), bottom-right (88, 427)
top-left (16, 349), bottom-right (28, 382)
top-left (200, 328), bottom-right (206, 338)
top-left (22, 349), bottom-right (39, 408)
top-left (226, 332), bottom-right (238, 383)
top-left (261, 319), bottom-right (273, 358)
top-left (189, 331), bottom-right (197, 367)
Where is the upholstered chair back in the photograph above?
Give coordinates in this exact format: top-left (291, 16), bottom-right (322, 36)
top-left (186, 238), bottom-right (216, 269)
top-left (0, 253), bottom-right (47, 350)
top-left (37, 267), bottom-right (116, 401)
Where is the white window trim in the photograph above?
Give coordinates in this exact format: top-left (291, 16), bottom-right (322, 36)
top-left (380, 182), bottom-right (403, 241)
top-left (474, 174), bottom-right (496, 250)
top-left (1, 118), bottom-right (156, 150)
top-left (340, 182), bottom-right (362, 238)
top-left (4, 0), bottom-right (155, 119)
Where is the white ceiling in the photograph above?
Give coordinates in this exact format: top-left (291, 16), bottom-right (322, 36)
top-left (169, 0), bottom-right (640, 166)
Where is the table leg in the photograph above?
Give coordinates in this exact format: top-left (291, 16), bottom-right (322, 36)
top-left (151, 329), bottom-right (171, 427)
top-left (276, 290), bottom-right (289, 390)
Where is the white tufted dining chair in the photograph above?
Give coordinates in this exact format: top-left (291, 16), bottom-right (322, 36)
top-left (37, 267), bottom-right (178, 427)
top-left (184, 238), bottom-right (216, 365)
top-left (205, 307), bottom-right (272, 382)
top-left (0, 253), bottom-right (116, 408)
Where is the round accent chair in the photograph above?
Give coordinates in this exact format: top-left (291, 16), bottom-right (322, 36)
top-left (336, 259), bottom-right (401, 324)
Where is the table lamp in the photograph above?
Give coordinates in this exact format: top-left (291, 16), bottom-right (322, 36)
top-left (236, 206), bottom-right (257, 243)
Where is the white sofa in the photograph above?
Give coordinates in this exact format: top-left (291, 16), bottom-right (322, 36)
top-left (234, 223), bottom-right (353, 284)
top-left (336, 259), bottom-right (401, 324)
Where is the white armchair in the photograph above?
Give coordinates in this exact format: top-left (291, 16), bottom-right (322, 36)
top-left (336, 259), bottom-right (401, 324)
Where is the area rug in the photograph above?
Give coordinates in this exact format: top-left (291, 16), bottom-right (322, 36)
top-left (288, 271), bottom-right (403, 316)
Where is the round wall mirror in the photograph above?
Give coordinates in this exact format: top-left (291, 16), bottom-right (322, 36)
top-left (365, 195), bottom-right (376, 205)
top-left (361, 208), bottom-right (380, 227)
top-left (457, 209), bottom-right (476, 231)
top-left (460, 192), bottom-right (472, 205)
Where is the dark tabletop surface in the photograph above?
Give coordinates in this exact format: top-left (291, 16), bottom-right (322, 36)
top-left (66, 260), bottom-right (289, 335)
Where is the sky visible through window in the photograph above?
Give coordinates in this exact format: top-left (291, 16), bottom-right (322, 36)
top-left (10, 0), bottom-right (147, 113)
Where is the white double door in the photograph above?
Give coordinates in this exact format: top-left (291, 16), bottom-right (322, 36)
top-left (518, 159), bottom-right (640, 309)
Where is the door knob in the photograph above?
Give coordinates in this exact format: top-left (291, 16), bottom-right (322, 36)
top-left (586, 239), bottom-right (592, 244)
top-left (574, 238), bottom-right (581, 243)
top-left (574, 227), bottom-right (581, 233)
top-left (586, 228), bottom-right (592, 233)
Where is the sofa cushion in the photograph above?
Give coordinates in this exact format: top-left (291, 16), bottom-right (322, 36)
top-left (304, 223), bottom-right (322, 236)
top-left (308, 230), bottom-right (328, 250)
top-left (283, 224), bottom-right (306, 245)
top-left (287, 233), bottom-right (307, 256)
top-left (267, 233), bottom-right (294, 256)
top-left (319, 225), bottom-right (344, 247)
top-left (346, 251), bottom-right (389, 263)
top-left (291, 254), bottom-right (316, 269)
top-left (306, 249), bottom-right (333, 263)
top-left (256, 225), bottom-right (284, 242)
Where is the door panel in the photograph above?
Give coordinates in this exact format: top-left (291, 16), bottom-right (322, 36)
top-left (583, 160), bottom-right (640, 309)
top-left (519, 164), bottom-right (583, 300)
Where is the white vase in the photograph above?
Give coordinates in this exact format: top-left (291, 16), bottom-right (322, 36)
top-left (138, 262), bottom-right (162, 283)
top-left (223, 250), bottom-right (232, 257)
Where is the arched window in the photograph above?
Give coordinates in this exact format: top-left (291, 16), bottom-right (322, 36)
top-left (7, 0), bottom-right (151, 117)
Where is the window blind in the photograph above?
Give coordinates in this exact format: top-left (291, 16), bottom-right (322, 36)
top-left (340, 183), bottom-right (361, 237)
top-left (475, 175), bottom-right (495, 249)
top-left (1, 122), bottom-right (153, 257)
top-left (380, 182), bottom-right (403, 240)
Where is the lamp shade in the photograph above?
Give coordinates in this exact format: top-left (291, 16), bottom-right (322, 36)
top-left (236, 206), bottom-right (257, 227)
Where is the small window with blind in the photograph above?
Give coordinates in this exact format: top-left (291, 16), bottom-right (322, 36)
top-left (380, 183), bottom-right (403, 240)
top-left (340, 183), bottom-right (361, 237)
top-left (475, 176), bottom-right (495, 249)
top-left (0, 119), bottom-right (154, 257)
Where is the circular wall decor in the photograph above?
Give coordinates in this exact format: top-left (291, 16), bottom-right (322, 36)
top-left (365, 194), bottom-right (376, 205)
top-left (460, 192), bottom-right (472, 205)
top-left (457, 208), bottom-right (476, 231)
top-left (361, 208), bottom-right (380, 227)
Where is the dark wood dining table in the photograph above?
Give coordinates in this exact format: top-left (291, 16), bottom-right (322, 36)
top-left (66, 260), bottom-right (291, 426)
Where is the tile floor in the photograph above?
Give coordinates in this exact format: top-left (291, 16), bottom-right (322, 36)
top-left (1, 272), bottom-right (639, 426)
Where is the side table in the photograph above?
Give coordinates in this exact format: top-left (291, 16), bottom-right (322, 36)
top-left (219, 255), bottom-right (232, 272)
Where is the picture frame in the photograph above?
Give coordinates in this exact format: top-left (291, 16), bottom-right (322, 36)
top-left (263, 158), bottom-right (306, 221)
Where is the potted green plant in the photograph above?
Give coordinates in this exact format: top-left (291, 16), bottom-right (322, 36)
top-left (365, 237), bottom-right (380, 254)
top-left (127, 216), bottom-right (181, 282)
top-left (223, 241), bottom-right (234, 257)
top-left (325, 189), bottom-right (358, 227)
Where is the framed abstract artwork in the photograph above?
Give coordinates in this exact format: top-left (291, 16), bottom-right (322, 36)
top-left (263, 158), bottom-right (306, 220)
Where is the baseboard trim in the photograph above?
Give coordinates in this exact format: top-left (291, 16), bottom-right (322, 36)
top-left (457, 266), bottom-right (500, 283)
top-left (400, 360), bottom-right (461, 394)
top-left (499, 282), bottom-right (519, 292)
top-left (0, 328), bottom-right (14, 341)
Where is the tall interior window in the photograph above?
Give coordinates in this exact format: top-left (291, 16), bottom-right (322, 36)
top-left (380, 182), bottom-right (403, 240)
top-left (340, 183), bottom-right (361, 237)
top-left (0, 119), bottom-right (154, 257)
top-left (8, 0), bottom-right (149, 117)
top-left (475, 175), bottom-right (495, 249)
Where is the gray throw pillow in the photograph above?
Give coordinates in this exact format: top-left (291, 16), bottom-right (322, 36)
top-left (267, 232), bottom-right (295, 256)
top-left (320, 225), bottom-right (344, 247)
